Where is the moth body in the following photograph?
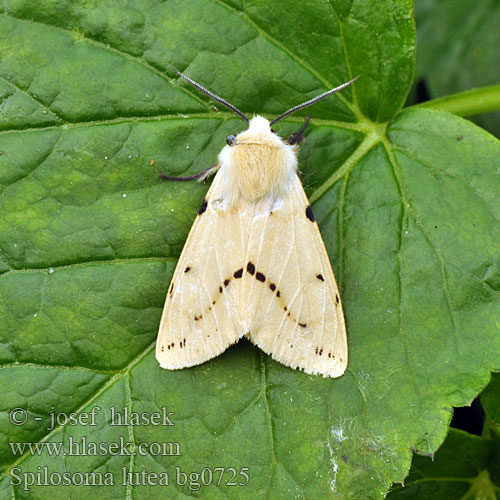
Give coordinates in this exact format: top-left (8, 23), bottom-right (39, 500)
top-left (219, 116), bottom-right (297, 206)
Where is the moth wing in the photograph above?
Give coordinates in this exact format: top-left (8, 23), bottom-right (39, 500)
top-left (156, 171), bottom-right (246, 369)
top-left (245, 174), bottom-right (347, 377)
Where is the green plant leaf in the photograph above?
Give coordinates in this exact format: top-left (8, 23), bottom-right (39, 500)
top-left (1, 1), bottom-right (500, 499)
top-left (414, 0), bottom-right (500, 136)
top-left (482, 373), bottom-right (500, 428)
top-left (387, 429), bottom-right (500, 500)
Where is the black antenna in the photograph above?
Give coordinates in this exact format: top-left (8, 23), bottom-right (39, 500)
top-left (174, 69), bottom-right (250, 123)
top-left (270, 75), bottom-right (361, 125)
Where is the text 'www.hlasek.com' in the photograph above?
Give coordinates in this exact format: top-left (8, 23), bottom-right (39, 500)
top-left (8, 405), bottom-right (250, 492)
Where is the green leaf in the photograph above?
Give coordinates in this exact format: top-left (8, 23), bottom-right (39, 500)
top-left (482, 373), bottom-right (500, 428)
top-left (387, 429), bottom-right (500, 500)
top-left (414, 0), bottom-right (500, 136)
top-left (1, 1), bottom-right (500, 499)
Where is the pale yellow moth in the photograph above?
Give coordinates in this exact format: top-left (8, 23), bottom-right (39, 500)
top-left (156, 71), bottom-right (359, 377)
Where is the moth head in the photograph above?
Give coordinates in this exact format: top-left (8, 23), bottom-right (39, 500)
top-left (220, 115), bottom-right (292, 175)
top-left (227, 116), bottom-right (285, 148)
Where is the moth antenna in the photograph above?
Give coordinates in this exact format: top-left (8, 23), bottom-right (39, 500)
top-left (159, 163), bottom-right (219, 183)
top-left (270, 75), bottom-right (361, 126)
top-left (173, 69), bottom-right (250, 123)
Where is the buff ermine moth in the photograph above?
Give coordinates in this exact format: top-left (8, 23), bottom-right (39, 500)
top-left (156, 70), bottom-right (359, 377)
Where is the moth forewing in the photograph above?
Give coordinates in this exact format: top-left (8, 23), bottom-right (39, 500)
top-left (156, 172), bottom-right (243, 369)
top-left (244, 175), bottom-right (347, 377)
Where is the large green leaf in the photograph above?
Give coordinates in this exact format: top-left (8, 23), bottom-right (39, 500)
top-left (1, 1), bottom-right (499, 498)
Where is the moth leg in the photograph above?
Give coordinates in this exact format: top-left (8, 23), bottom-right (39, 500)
top-left (159, 163), bottom-right (220, 183)
top-left (287, 115), bottom-right (311, 145)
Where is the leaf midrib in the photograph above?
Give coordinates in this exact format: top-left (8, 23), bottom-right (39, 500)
top-left (0, 5), bottom-right (364, 132)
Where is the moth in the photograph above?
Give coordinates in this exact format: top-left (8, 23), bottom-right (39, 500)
top-left (156, 70), bottom-right (359, 377)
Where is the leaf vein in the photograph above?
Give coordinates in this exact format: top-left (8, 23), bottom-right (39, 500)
top-left (0, 13), bottom-right (211, 112)
top-left (0, 74), bottom-right (65, 123)
top-left (383, 139), bottom-right (461, 357)
top-left (392, 146), bottom-right (500, 223)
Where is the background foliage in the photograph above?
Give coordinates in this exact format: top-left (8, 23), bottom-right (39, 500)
top-left (0, 1), bottom-right (499, 498)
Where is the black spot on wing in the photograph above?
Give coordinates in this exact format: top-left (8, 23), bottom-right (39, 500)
top-left (211, 266), bottom-right (296, 324)
top-left (169, 282), bottom-right (174, 296)
top-left (237, 272), bottom-right (307, 327)
top-left (198, 199), bottom-right (208, 215)
top-left (316, 274), bottom-right (324, 281)
top-left (305, 205), bottom-right (315, 222)
top-left (184, 266), bottom-right (191, 273)
top-left (246, 262), bottom-right (255, 275)
top-left (336, 294), bottom-right (340, 304)
top-left (206, 270), bottom-right (238, 310)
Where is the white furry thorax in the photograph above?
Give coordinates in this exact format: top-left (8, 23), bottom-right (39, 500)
top-left (218, 116), bottom-right (298, 207)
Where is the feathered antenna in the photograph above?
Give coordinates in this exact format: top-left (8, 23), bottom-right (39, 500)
top-left (174, 69), bottom-right (250, 123)
top-left (270, 75), bottom-right (361, 125)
